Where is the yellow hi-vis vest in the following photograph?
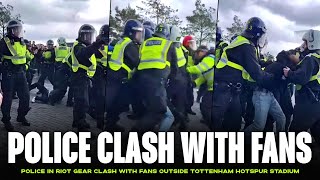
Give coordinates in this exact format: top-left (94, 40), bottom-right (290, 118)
top-left (55, 46), bottom-right (70, 62)
top-left (25, 50), bottom-right (34, 70)
top-left (43, 51), bottom-right (52, 59)
top-left (296, 53), bottom-right (320, 90)
top-left (138, 37), bottom-right (172, 70)
top-left (176, 46), bottom-right (187, 68)
top-left (96, 45), bottom-right (108, 67)
top-left (2, 37), bottom-right (27, 65)
top-left (215, 41), bottom-right (228, 64)
top-left (216, 36), bottom-right (256, 82)
top-left (182, 46), bottom-right (194, 67)
top-left (71, 41), bottom-right (97, 78)
top-left (109, 37), bottom-right (133, 78)
top-left (193, 55), bottom-right (216, 91)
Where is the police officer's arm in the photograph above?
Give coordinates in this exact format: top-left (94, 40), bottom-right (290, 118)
top-left (193, 75), bottom-right (206, 88)
top-left (123, 42), bottom-right (140, 69)
top-left (74, 41), bottom-right (103, 67)
top-left (187, 57), bottom-right (214, 75)
top-left (0, 39), bottom-right (5, 74)
top-left (168, 44), bottom-right (178, 78)
top-left (287, 56), bottom-right (316, 85)
top-left (241, 44), bottom-right (274, 84)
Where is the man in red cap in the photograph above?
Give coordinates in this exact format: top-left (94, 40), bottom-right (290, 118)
top-left (182, 35), bottom-right (197, 115)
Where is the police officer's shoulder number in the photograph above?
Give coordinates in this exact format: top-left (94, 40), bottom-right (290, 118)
top-left (146, 40), bottom-right (162, 46)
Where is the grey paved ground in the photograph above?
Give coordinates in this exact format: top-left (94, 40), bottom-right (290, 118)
top-left (0, 75), bottom-right (319, 164)
top-left (0, 75), bottom-right (209, 162)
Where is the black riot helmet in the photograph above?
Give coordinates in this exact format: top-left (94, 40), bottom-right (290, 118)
top-left (154, 23), bottom-right (170, 40)
top-left (99, 24), bottom-right (109, 37)
top-left (47, 39), bottom-right (54, 49)
top-left (78, 24), bottom-right (96, 45)
top-left (7, 19), bottom-right (23, 38)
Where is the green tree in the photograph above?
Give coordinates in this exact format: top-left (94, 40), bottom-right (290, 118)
top-left (225, 15), bottom-right (245, 42)
top-left (0, 2), bottom-right (21, 38)
top-left (182, 0), bottom-right (216, 46)
top-left (136, 0), bottom-right (182, 26)
top-left (110, 5), bottom-right (142, 39)
top-left (265, 52), bottom-right (275, 61)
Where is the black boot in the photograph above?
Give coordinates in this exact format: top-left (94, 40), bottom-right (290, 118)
top-left (87, 108), bottom-right (97, 120)
top-left (127, 113), bottom-right (143, 120)
top-left (186, 108), bottom-right (196, 115)
top-left (66, 101), bottom-right (74, 107)
top-left (2, 116), bottom-right (14, 131)
top-left (17, 116), bottom-right (31, 126)
top-left (4, 122), bottom-right (14, 131)
top-left (104, 124), bottom-right (125, 132)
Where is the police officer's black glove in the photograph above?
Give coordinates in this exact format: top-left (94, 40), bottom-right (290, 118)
top-left (98, 36), bottom-right (109, 45)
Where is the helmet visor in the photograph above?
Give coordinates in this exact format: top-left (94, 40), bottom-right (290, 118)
top-left (10, 26), bottom-right (23, 38)
top-left (134, 28), bottom-right (144, 44)
top-left (189, 40), bottom-right (197, 51)
top-left (81, 31), bottom-right (96, 44)
top-left (258, 33), bottom-right (267, 48)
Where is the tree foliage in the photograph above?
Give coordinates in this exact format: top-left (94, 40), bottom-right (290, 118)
top-left (109, 5), bottom-right (142, 39)
top-left (181, 0), bottom-right (216, 46)
top-left (224, 15), bottom-right (245, 42)
top-left (136, 0), bottom-right (182, 26)
top-left (0, 2), bottom-right (22, 38)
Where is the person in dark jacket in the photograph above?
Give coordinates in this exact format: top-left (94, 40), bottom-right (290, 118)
top-left (284, 29), bottom-right (320, 145)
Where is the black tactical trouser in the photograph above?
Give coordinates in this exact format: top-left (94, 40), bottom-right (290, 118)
top-left (91, 69), bottom-right (107, 127)
top-left (167, 79), bottom-right (187, 129)
top-left (200, 90), bottom-right (213, 127)
top-left (211, 82), bottom-right (243, 131)
top-left (105, 78), bottom-right (130, 129)
top-left (1, 70), bottom-right (30, 122)
top-left (26, 69), bottom-right (35, 88)
top-left (129, 74), bottom-right (145, 118)
top-left (289, 90), bottom-right (320, 144)
top-left (48, 67), bottom-right (70, 104)
top-left (241, 88), bottom-right (254, 128)
top-left (70, 73), bottom-right (90, 130)
top-left (197, 84), bottom-right (207, 102)
top-left (38, 63), bottom-right (55, 86)
top-left (186, 76), bottom-right (195, 111)
top-left (133, 74), bottom-right (168, 134)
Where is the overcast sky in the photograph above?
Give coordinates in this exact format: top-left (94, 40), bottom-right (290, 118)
top-left (218, 0), bottom-right (320, 56)
top-left (3, 0), bottom-right (110, 45)
top-left (111, 0), bottom-right (217, 46)
top-left (111, 0), bottom-right (217, 27)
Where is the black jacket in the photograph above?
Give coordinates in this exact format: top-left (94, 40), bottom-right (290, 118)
top-left (169, 42), bottom-right (187, 82)
top-left (287, 53), bottom-right (320, 91)
top-left (214, 43), bottom-right (274, 88)
top-left (0, 35), bottom-right (26, 71)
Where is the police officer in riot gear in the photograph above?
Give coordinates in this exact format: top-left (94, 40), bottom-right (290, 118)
top-left (38, 39), bottom-right (56, 87)
top-left (0, 19), bottom-right (31, 131)
top-left (212, 17), bottom-right (274, 131)
top-left (68, 24), bottom-right (108, 131)
top-left (106, 19), bottom-right (143, 132)
top-left (215, 27), bottom-right (228, 63)
top-left (47, 37), bottom-right (72, 105)
top-left (89, 24), bottom-right (109, 130)
top-left (166, 25), bottom-right (189, 130)
top-left (143, 21), bottom-right (156, 33)
top-left (284, 29), bottom-right (320, 144)
top-left (133, 23), bottom-right (178, 134)
top-left (187, 46), bottom-right (215, 127)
